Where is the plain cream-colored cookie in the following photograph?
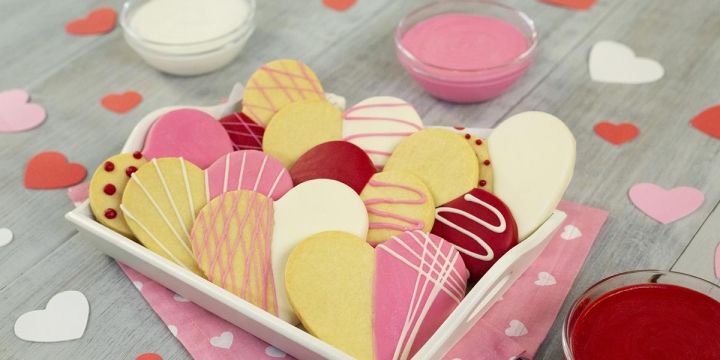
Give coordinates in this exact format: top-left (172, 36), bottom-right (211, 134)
top-left (262, 99), bottom-right (343, 169)
top-left (89, 151), bottom-right (147, 239)
top-left (384, 128), bottom-right (479, 205)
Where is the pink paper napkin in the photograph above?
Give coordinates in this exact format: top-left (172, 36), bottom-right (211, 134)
top-left (115, 201), bottom-right (607, 360)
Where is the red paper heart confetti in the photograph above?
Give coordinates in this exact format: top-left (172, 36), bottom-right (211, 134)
top-left (323, 0), bottom-right (356, 11)
top-left (540, 0), bottom-right (596, 10)
top-left (65, 8), bottom-right (117, 36)
top-left (690, 105), bottom-right (720, 139)
top-left (24, 152), bottom-right (87, 189)
top-left (594, 122), bottom-right (640, 145)
top-left (101, 91), bottom-right (142, 114)
top-left (136, 353), bottom-right (162, 360)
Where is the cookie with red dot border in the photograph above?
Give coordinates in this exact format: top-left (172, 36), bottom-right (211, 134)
top-left (462, 133), bottom-right (494, 193)
top-left (89, 152), bottom-right (147, 239)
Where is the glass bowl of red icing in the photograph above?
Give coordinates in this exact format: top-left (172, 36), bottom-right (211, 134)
top-left (563, 270), bottom-right (720, 360)
top-left (395, 0), bottom-right (537, 103)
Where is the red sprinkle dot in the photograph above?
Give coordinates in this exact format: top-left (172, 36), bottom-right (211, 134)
top-left (475, 139), bottom-right (483, 145)
top-left (479, 180), bottom-right (487, 187)
top-left (104, 208), bottom-right (117, 219)
top-left (133, 151), bottom-right (143, 159)
top-left (103, 184), bottom-right (116, 195)
top-left (464, 134), bottom-right (471, 139)
top-left (126, 166), bottom-right (138, 177)
top-left (104, 161), bottom-right (115, 172)
top-left (484, 160), bottom-right (491, 166)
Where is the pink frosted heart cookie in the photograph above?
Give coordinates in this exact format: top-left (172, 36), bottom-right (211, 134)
top-left (342, 96), bottom-right (423, 169)
top-left (431, 188), bottom-right (518, 282)
top-left (374, 231), bottom-right (468, 360)
top-left (204, 150), bottom-right (293, 202)
top-left (142, 108), bottom-right (234, 169)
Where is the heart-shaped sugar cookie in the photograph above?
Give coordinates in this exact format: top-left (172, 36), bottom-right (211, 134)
top-left (121, 158), bottom-right (207, 276)
top-left (219, 112), bottom-right (265, 151)
top-left (488, 112), bottom-right (575, 241)
top-left (242, 59), bottom-right (325, 126)
top-left (204, 150), bottom-right (293, 202)
top-left (290, 141), bottom-right (376, 194)
top-left (190, 190), bottom-right (278, 316)
top-left (272, 179), bottom-right (368, 324)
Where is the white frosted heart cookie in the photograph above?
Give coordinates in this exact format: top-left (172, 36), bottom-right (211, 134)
top-left (384, 128), bottom-right (479, 206)
top-left (342, 96), bottom-right (423, 169)
top-left (488, 111), bottom-right (576, 241)
top-left (271, 179), bottom-right (368, 324)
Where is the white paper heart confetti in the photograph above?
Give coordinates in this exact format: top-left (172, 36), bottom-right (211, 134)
top-left (265, 346), bottom-right (287, 358)
top-left (168, 325), bottom-right (178, 337)
top-left (589, 41), bottom-right (664, 84)
top-left (504, 319), bottom-right (528, 337)
top-left (0, 228), bottom-right (13, 247)
top-left (133, 281), bottom-right (143, 291)
top-left (14, 291), bottom-right (89, 343)
top-left (561, 225), bottom-right (582, 240)
top-left (173, 294), bottom-right (189, 302)
top-left (534, 272), bottom-right (557, 286)
top-left (210, 331), bottom-right (233, 349)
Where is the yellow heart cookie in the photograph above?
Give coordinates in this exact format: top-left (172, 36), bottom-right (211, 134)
top-left (121, 158), bottom-right (206, 276)
top-left (461, 133), bottom-right (494, 193)
top-left (384, 128), bottom-right (479, 205)
top-left (285, 231), bottom-right (375, 360)
top-left (242, 59), bottom-right (325, 127)
top-left (262, 99), bottom-right (343, 169)
top-left (89, 152), bottom-right (147, 238)
top-left (190, 190), bottom-right (278, 315)
top-left (360, 171), bottom-right (435, 245)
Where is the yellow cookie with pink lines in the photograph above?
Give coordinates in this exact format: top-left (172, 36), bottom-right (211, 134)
top-left (190, 190), bottom-right (279, 317)
top-left (121, 157), bottom-right (207, 277)
top-left (262, 99), bottom-right (343, 169)
top-left (461, 133), bottom-right (494, 193)
top-left (89, 151), bottom-right (147, 239)
top-left (242, 59), bottom-right (325, 127)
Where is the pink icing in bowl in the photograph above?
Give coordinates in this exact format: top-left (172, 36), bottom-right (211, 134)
top-left (395, 0), bottom-right (537, 103)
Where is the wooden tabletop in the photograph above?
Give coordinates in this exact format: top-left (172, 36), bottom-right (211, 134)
top-left (1, 0), bottom-right (719, 359)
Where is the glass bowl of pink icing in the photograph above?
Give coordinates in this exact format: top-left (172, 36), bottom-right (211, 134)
top-left (396, 0), bottom-right (537, 103)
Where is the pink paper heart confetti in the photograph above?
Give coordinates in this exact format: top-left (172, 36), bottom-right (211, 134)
top-left (628, 183), bottom-right (704, 224)
top-left (0, 89), bottom-right (46, 133)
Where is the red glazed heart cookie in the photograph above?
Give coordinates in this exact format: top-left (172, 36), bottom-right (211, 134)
top-left (289, 141), bottom-right (376, 194)
top-left (431, 188), bottom-right (518, 282)
top-left (219, 112), bottom-right (265, 151)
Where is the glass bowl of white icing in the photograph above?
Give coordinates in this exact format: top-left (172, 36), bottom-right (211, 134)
top-left (121, 0), bottom-right (256, 76)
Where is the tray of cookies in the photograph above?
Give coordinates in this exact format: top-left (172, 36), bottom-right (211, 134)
top-left (66, 59), bottom-right (574, 360)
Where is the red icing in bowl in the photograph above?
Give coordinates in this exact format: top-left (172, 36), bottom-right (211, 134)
top-left (571, 283), bottom-right (720, 359)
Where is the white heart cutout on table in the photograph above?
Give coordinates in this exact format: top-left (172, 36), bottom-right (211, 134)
top-left (133, 281), bottom-right (143, 291)
top-left (561, 225), bottom-right (582, 240)
top-left (14, 291), bottom-right (89, 342)
top-left (535, 272), bottom-right (557, 286)
top-left (271, 179), bottom-right (368, 324)
top-left (489, 112), bottom-right (575, 241)
top-left (173, 294), bottom-right (189, 302)
top-left (168, 325), bottom-right (178, 337)
top-left (0, 228), bottom-right (13, 247)
top-left (210, 331), bottom-right (233, 349)
top-left (589, 40), bottom-right (664, 84)
top-left (504, 320), bottom-right (528, 337)
top-left (265, 345), bottom-right (287, 358)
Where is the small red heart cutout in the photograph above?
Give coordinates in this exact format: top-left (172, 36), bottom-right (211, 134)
top-left (690, 105), bottom-right (720, 139)
top-left (594, 122), bottom-right (640, 145)
top-left (101, 91), bottom-right (142, 114)
top-left (136, 354), bottom-right (162, 360)
top-left (322, 0), bottom-right (356, 11)
top-left (540, 0), bottom-right (596, 10)
top-left (65, 8), bottom-right (117, 36)
top-left (25, 152), bottom-right (87, 189)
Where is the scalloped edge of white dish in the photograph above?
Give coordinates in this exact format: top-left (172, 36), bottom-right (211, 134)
top-left (65, 108), bottom-right (566, 359)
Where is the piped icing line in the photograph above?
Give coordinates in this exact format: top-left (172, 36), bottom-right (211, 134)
top-left (153, 159), bottom-right (191, 240)
top-left (343, 131), bottom-right (419, 143)
top-left (225, 112), bottom-right (264, 144)
top-left (434, 193), bottom-right (506, 261)
top-left (128, 164), bottom-right (194, 258)
top-left (121, 204), bottom-right (191, 270)
top-left (179, 158), bottom-right (197, 222)
top-left (377, 231), bottom-right (463, 360)
top-left (364, 179), bottom-right (427, 232)
top-left (403, 231), bottom-right (466, 296)
top-left (295, 60), bottom-right (324, 97)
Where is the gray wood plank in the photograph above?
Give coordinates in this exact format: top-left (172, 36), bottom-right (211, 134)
top-left (0, 233), bottom-right (190, 360)
top-left (672, 201), bottom-right (720, 285)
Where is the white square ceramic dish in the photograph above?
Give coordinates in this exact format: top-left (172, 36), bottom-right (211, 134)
top-left (65, 103), bottom-right (567, 360)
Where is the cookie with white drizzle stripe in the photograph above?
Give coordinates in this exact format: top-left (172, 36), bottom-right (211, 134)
top-left (204, 150), bottom-right (293, 202)
top-left (431, 188), bottom-right (518, 282)
top-left (121, 157), bottom-right (207, 277)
